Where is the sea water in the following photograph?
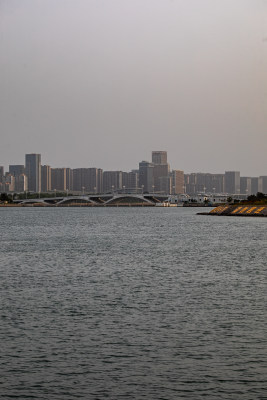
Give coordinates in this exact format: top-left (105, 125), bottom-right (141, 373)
top-left (0, 207), bottom-right (266, 399)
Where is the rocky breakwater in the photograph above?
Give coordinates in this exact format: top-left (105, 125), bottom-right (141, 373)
top-left (198, 205), bottom-right (267, 217)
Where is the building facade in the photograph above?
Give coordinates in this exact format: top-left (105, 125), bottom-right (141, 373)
top-left (25, 153), bottom-right (41, 192)
top-left (139, 161), bottom-right (154, 193)
top-left (224, 171), bottom-right (240, 195)
top-left (103, 171), bottom-right (122, 192)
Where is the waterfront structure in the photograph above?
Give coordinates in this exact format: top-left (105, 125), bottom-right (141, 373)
top-left (204, 204), bottom-right (267, 217)
top-left (225, 171), bottom-right (240, 195)
top-left (25, 153), bottom-right (41, 192)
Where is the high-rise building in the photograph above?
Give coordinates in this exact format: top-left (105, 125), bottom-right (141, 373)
top-left (184, 173), bottom-right (225, 194)
top-left (159, 176), bottom-right (172, 194)
top-left (225, 171), bottom-right (240, 194)
top-left (41, 165), bottom-right (51, 192)
top-left (0, 166), bottom-right (4, 182)
top-left (152, 151), bottom-right (167, 165)
top-left (251, 177), bottom-right (261, 195)
top-left (153, 164), bottom-right (170, 192)
top-left (51, 168), bottom-right (67, 191)
top-left (103, 171), bottom-right (122, 193)
top-left (122, 171), bottom-right (138, 192)
top-left (15, 174), bottom-right (28, 192)
top-left (9, 165), bottom-right (25, 176)
top-left (240, 177), bottom-right (252, 196)
top-left (260, 176), bottom-right (267, 194)
top-left (66, 168), bottom-right (73, 191)
top-left (151, 151), bottom-right (170, 192)
top-left (3, 174), bottom-right (15, 192)
top-left (25, 154), bottom-right (41, 192)
top-left (73, 168), bottom-right (103, 193)
top-left (171, 170), bottom-right (184, 194)
top-left (139, 161), bottom-right (154, 193)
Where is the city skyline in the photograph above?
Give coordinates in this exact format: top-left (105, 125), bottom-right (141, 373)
top-left (1, 151), bottom-right (267, 196)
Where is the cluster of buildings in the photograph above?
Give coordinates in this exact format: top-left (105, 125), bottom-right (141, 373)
top-left (0, 152), bottom-right (266, 196)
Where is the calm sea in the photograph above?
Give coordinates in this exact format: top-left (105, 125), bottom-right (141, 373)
top-left (0, 207), bottom-right (266, 400)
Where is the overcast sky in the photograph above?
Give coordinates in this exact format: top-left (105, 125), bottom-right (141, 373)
top-left (1, 0), bottom-right (266, 175)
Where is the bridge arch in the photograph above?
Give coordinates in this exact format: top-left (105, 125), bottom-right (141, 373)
top-left (104, 194), bottom-right (153, 206)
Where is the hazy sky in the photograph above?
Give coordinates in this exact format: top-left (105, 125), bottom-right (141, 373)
top-left (1, 0), bottom-right (266, 175)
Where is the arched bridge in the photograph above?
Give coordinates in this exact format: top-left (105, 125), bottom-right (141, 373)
top-left (15, 193), bottom-right (168, 207)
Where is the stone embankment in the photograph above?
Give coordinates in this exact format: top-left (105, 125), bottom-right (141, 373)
top-left (198, 205), bottom-right (267, 217)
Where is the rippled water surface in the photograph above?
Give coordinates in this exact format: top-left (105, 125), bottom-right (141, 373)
top-left (0, 207), bottom-right (266, 399)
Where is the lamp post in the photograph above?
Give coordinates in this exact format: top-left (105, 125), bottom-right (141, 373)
top-left (82, 186), bottom-right (85, 196)
top-left (141, 185), bottom-right (144, 194)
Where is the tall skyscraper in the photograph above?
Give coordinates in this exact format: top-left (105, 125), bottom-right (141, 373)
top-left (25, 154), bottom-right (41, 192)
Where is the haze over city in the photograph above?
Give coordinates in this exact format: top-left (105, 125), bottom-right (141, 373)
top-left (1, 0), bottom-right (266, 174)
